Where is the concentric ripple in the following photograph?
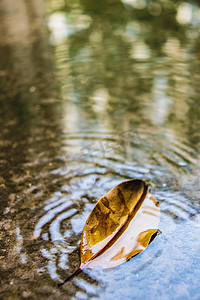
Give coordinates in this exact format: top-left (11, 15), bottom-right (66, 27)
top-left (20, 129), bottom-right (198, 288)
top-left (1, 0), bottom-right (200, 298)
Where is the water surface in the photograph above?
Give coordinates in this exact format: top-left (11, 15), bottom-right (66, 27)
top-left (0, 0), bottom-right (200, 299)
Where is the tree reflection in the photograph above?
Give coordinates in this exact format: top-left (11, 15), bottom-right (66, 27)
top-left (49, 0), bottom-right (200, 135)
top-left (0, 1), bottom-right (200, 298)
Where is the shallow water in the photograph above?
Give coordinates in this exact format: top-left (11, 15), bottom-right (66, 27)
top-left (0, 0), bottom-right (200, 299)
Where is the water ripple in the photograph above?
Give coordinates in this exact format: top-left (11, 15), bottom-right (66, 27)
top-left (13, 129), bottom-right (200, 294)
top-left (33, 200), bottom-right (74, 238)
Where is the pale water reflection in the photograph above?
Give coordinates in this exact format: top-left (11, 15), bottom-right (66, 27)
top-left (0, 0), bottom-right (200, 299)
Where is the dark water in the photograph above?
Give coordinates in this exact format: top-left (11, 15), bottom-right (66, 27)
top-left (0, 0), bottom-right (200, 299)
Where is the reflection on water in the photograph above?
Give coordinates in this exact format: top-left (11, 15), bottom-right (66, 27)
top-left (0, 0), bottom-right (200, 299)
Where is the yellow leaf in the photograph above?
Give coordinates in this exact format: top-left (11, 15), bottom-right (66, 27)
top-left (58, 179), bottom-right (160, 287)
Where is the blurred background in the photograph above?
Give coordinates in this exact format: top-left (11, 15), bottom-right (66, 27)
top-left (0, 0), bottom-right (200, 299)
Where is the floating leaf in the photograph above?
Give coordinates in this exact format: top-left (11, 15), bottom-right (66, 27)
top-left (58, 179), bottom-right (160, 286)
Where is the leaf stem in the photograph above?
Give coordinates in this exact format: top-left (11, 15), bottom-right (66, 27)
top-left (57, 267), bottom-right (82, 287)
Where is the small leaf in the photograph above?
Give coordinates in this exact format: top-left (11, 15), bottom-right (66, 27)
top-left (58, 179), bottom-right (160, 286)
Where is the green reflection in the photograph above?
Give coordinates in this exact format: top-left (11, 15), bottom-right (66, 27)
top-left (0, 0), bottom-right (200, 298)
top-left (47, 0), bottom-right (200, 138)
